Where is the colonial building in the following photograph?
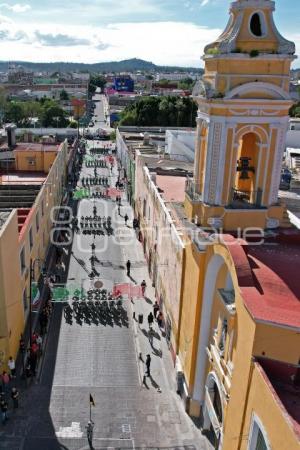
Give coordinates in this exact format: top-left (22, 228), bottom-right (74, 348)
top-left (185, 0), bottom-right (296, 231)
top-left (0, 129), bottom-right (71, 367)
top-left (176, 1), bottom-right (300, 449)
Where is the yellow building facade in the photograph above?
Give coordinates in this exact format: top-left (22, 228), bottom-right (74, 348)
top-left (177, 1), bottom-right (300, 449)
top-left (0, 140), bottom-right (68, 368)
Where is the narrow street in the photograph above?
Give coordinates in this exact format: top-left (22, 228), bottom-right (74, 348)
top-left (0, 139), bottom-right (211, 450)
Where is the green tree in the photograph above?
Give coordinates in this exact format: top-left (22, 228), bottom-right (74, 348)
top-left (290, 101), bottom-right (300, 118)
top-left (118, 96), bottom-right (197, 127)
top-left (178, 77), bottom-right (195, 90)
top-left (89, 75), bottom-right (106, 94)
top-left (68, 120), bottom-right (78, 128)
top-left (4, 102), bottom-right (25, 125)
top-left (60, 89), bottom-right (69, 101)
top-left (40, 102), bottom-right (69, 127)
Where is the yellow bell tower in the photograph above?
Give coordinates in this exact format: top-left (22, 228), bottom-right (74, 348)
top-left (185, 0), bottom-right (296, 231)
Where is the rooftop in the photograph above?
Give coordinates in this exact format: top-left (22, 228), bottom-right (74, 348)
top-left (257, 357), bottom-right (300, 440)
top-left (226, 232), bottom-right (300, 329)
top-left (13, 142), bottom-right (60, 153)
top-left (155, 175), bottom-right (187, 203)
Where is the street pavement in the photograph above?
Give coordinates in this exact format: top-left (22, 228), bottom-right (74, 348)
top-left (0, 140), bottom-right (212, 450)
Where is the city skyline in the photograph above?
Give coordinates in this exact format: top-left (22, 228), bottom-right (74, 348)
top-left (0, 0), bottom-right (299, 67)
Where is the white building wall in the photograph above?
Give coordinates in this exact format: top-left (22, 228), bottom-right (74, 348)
top-left (135, 152), bottom-right (185, 351)
top-left (165, 130), bottom-right (196, 163)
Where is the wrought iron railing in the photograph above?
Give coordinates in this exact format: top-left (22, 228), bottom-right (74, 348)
top-left (229, 188), bottom-right (263, 209)
top-left (185, 177), bottom-right (202, 202)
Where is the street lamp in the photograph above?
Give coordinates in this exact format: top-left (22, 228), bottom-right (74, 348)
top-left (29, 258), bottom-right (46, 348)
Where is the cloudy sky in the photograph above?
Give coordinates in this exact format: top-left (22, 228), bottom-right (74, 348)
top-left (0, 0), bottom-right (299, 67)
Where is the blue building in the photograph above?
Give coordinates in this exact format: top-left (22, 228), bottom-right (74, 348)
top-left (113, 77), bottom-right (134, 92)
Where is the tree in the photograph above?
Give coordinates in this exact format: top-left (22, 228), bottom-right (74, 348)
top-left (40, 102), bottom-right (69, 127)
top-left (4, 102), bottom-right (25, 125)
top-left (89, 75), bottom-right (106, 94)
top-left (60, 89), bottom-right (69, 101)
top-left (290, 101), bottom-right (300, 118)
top-left (118, 96), bottom-right (197, 127)
top-left (68, 120), bottom-right (78, 129)
top-left (178, 77), bottom-right (195, 90)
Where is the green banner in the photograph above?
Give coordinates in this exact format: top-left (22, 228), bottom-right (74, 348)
top-left (50, 283), bottom-right (86, 303)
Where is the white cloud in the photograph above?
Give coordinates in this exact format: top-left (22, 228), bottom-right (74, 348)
top-left (0, 3), bottom-right (31, 13)
top-left (0, 16), bottom-right (298, 68)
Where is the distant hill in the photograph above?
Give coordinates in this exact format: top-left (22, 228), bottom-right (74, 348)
top-left (0, 58), bottom-right (202, 74)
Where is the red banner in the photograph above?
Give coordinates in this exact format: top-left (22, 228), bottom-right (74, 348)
top-left (112, 283), bottom-right (143, 298)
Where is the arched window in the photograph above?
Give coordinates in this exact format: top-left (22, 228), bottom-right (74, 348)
top-left (248, 414), bottom-right (271, 450)
top-left (249, 12), bottom-right (267, 38)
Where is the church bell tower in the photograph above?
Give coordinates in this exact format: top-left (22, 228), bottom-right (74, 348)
top-left (185, 0), bottom-right (296, 231)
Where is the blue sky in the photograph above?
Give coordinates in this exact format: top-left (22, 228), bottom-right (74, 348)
top-left (0, 0), bottom-right (299, 66)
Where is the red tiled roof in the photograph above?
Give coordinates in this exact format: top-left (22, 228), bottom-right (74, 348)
top-left (256, 358), bottom-right (300, 440)
top-left (225, 235), bottom-right (300, 329)
top-left (155, 175), bottom-right (186, 202)
top-left (0, 172), bottom-right (46, 184)
top-left (14, 143), bottom-right (59, 152)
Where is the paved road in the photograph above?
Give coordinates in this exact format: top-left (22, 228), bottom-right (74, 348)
top-left (88, 93), bottom-right (112, 134)
top-left (0, 140), bottom-right (211, 450)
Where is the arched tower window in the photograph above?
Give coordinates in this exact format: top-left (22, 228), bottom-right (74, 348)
top-left (250, 12), bottom-right (267, 38)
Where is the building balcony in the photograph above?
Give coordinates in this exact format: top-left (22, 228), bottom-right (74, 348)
top-left (185, 177), bottom-right (202, 202)
top-left (228, 188), bottom-right (264, 209)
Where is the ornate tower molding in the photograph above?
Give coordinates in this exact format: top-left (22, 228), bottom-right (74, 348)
top-left (185, 0), bottom-right (296, 231)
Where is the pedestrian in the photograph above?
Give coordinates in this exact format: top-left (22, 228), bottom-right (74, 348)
top-left (148, 327), bottom-right (155, 347)
top-left (1, 372), bottom-right (9, 394)
top-left (147, 312), bottom-right (154, 328)
top-left (133, 218), bottom-right (138, 230)
top-left (7, 357), bottom-right (16, 379)
top-left (25, 362), bottom-right (31, 386)
top-left (145, 354), bottom-right (151, 377)
top-left (118, 204), bottom-right (121, 215)
top-left (36, 334), bottom-right (43, 356)
top-left (124, 214), bottom-right (129, 226)
top-left (19, 335), bottom-right (25, 354)
top-left (157, 311), bottom-right (163, 328)
top-left (153, 301), bottom-right (159, 318)
top-left (141, 280), bottom-right (147, 297)
top-left (11, 387), bottom-right (19, 410)
top-left (126, 260), bottom-right (131, 277)
top-left (29, 352), bottom-right (37, 377)
top-left (0, 397), bottom-right (8, 424)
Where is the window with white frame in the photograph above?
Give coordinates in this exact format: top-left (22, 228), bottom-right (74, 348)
top-left (23, 287), bottom-right (28, 311)
top-left (29, 227), bottom-right (33, 250)
top-left (36, 211), bottom-right (40, 232)
top-left (248, 414), bottom-right (270, 450)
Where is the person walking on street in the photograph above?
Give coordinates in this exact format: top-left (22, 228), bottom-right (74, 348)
top-left (153, 301), bottom-right (159, 318)
top-left (148, 327), bottom-right (155, 347)
top-left (126, 260), bottom-right (131, 277)
top-left (145, 354), bottom-right (151, 376)
top-left (124, 214), bottom-right (129, 226)
top-left (118, 204), bottom-right (121, 215)
top-left (11, 387), bottom-right (19, 410)
top-left (147, 312), bottom-right (154, 328)
top-left (141, 280), bottom-right (147, 297)
top-left (157, 311), bottom-right (163, 328)
top-left (25, 362), bottom-right (31, 387)
top-left (8, 357), bottom-right (16, 379)
top-left (1, 372), bottom-right (9, 394)
top-left (0, 397), bottom-right (8, 424)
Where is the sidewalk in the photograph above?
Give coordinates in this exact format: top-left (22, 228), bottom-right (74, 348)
top-left (114, 194), bottom-right (178, 393)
